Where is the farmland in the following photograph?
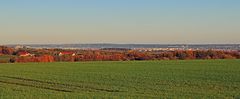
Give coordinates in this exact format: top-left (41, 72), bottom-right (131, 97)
top-left (0, 60), bottom-right (240, 98)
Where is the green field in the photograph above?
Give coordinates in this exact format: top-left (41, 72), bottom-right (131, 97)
top-left (0, 60), bottom-right (240, 98)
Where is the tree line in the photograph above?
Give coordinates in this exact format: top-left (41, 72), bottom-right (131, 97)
top-left (0, 46), bottom-right (239, 63)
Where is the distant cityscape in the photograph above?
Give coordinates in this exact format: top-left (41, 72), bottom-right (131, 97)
top-left (6, 44), bottom-right (240, 51)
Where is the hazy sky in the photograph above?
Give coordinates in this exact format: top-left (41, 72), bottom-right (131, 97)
top-left (0, 0), bottom-right (239, 44)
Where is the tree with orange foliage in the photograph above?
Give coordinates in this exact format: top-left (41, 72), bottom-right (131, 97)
top-left (38, 55), bottom-right (55, 62)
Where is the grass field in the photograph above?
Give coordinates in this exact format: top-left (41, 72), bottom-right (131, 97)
top-left (0, 60), bottom-right (239, 98)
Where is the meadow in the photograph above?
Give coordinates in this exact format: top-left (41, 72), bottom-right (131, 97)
top-left (0, 60), bottom-right (239, 98)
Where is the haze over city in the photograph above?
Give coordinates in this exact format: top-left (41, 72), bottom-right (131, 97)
top-left (0, 0), bottom-right (240, 44)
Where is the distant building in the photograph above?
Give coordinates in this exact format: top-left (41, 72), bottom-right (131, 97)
top-left (59, 52), bottom-right (76, 56)
top-left (18, 51), bottom-right (34, 57)
top-left (15, 45), bottom-right (24, 49)
top-left (14, 45), bottom-right (30, 49)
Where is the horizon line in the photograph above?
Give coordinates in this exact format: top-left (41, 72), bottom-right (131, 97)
top-left (2, 43), bottom-right (240, 45)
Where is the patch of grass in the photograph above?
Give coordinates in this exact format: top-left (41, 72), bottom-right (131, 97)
top-left (0, 60), bottom-right (240, 98)
top-left (0, 55), bottom-right (15, 63)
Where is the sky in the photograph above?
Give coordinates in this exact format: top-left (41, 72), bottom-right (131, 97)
top-left (0, 0), bottom-right (240, 44)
